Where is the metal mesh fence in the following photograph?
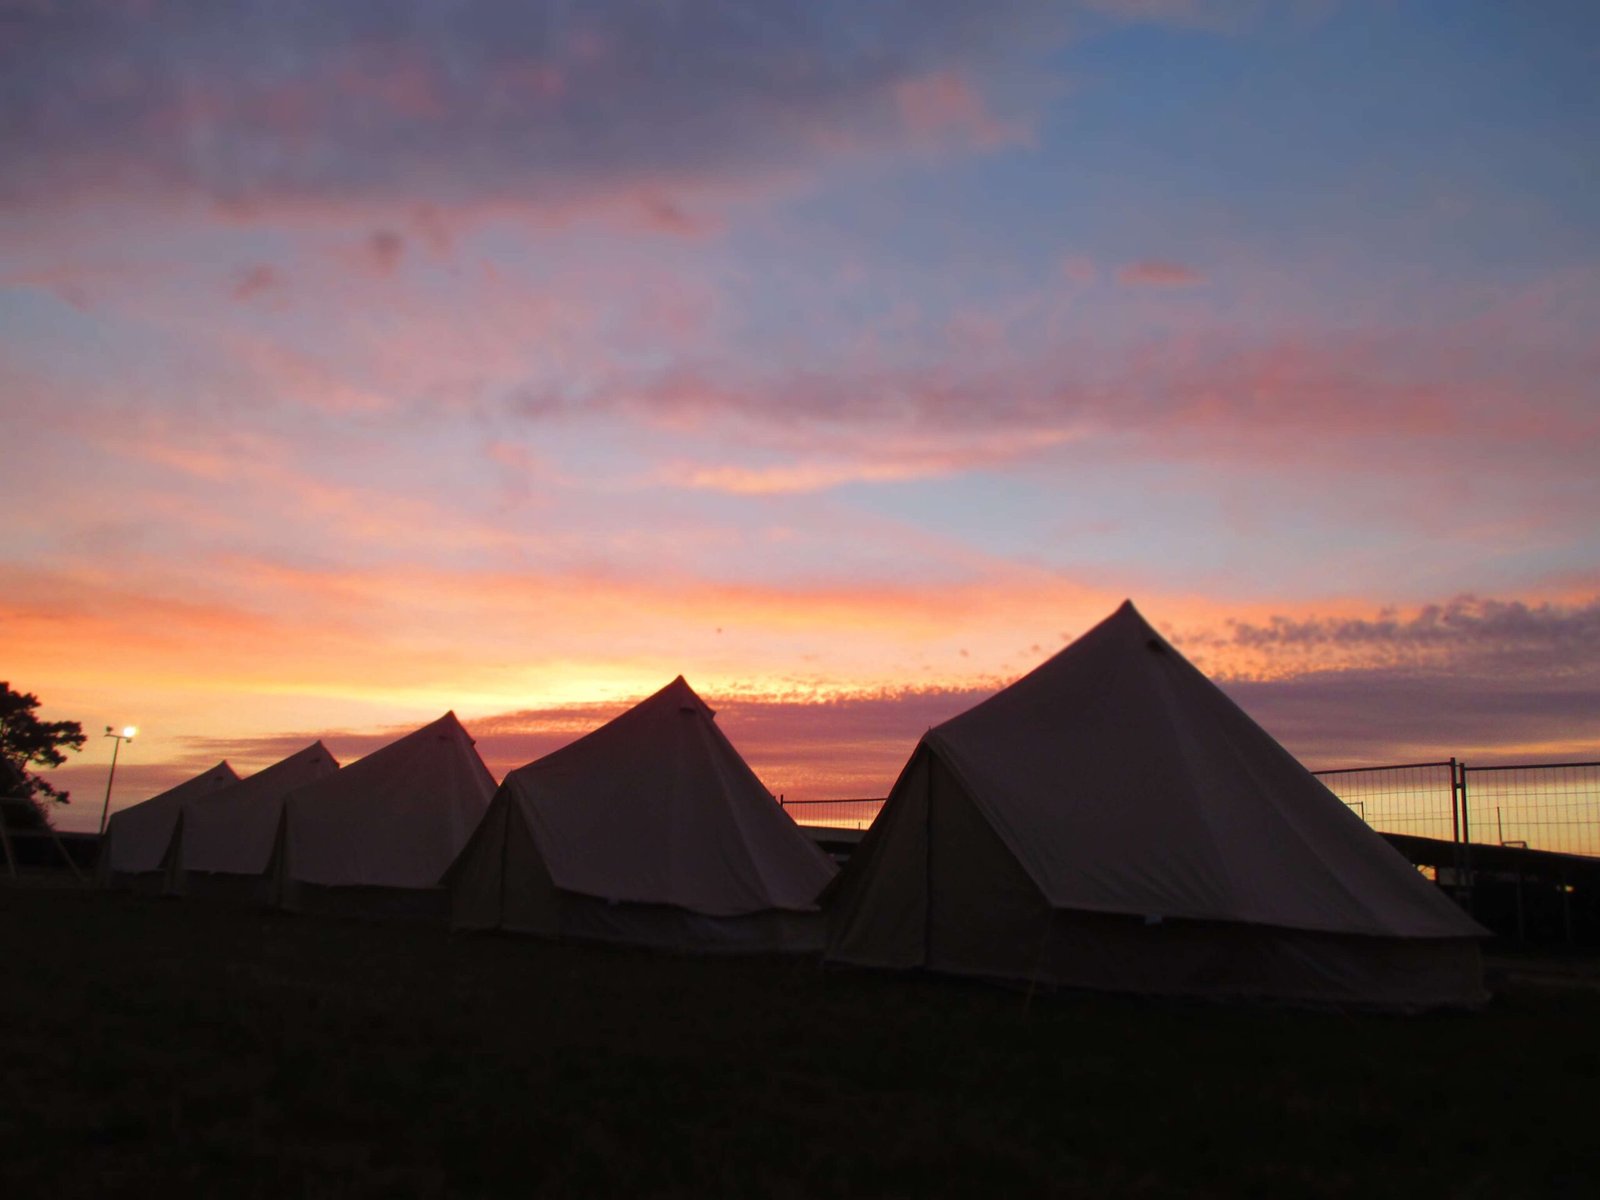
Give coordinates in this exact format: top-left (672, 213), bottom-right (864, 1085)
top-left (780, 759), bottom-right (1600, 859)
top-left (778, 798), bottom-right (884, 830)
top-left (1309, 761), bottom-right (1457, 842)
top-left (1462, 762), bottom-right (1600, 858)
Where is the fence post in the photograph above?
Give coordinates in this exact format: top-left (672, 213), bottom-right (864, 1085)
top-left (1451, 759), bottom-right (1475, 916)
top-left (1449, 756), bottom-right (1460, 843)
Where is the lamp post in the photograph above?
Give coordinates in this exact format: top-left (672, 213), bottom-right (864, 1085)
top-left (97, 725), bottom-right (137, 837)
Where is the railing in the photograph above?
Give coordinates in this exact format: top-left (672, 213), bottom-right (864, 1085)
top-left (779, 758), bottom-right (1600, 858)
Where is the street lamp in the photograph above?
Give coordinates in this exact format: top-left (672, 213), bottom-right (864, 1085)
top-left (97, 725), bottom-right (137, 837)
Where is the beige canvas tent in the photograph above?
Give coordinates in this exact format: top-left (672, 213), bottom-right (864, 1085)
top-left (825, 601), bottom-right (1488, 1008)
top-left (279, 712), bottom-right (494, 918)
top-left (99, 762), bottom-right (238, 892)
top-left (176, 741), bottom-right (339, 902)
top-left (448, 677), bottom-right (837, 952)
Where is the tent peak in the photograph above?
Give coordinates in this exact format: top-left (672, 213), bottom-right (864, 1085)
top-left (286, 739), bottom-right (338, 767)
top-left (1110, 597), bottom-right (1154, 626)
top-left (419, 711), bottom-right (471, 738)
top-left (1097, 599), bottom-right (1168, 647)
top-left (654, 675), bottom-right (713, 716)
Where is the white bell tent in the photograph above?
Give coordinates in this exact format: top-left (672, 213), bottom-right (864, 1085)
top-left (279, 712), bottom-right (494, 918)
top-left (824, 601), bottom-right (1488, 1008)
top-left (448, 677), bottom-right (836, 952)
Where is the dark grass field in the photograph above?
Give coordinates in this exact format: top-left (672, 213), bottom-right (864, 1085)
top-left (3, 886), bottom-right (1598, 1198)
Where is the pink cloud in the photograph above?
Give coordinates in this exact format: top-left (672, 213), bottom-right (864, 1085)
top-left (490, 60), bottom-right (568, 101)
top-left (633, 193), bottom-right (716, 237)
top-left (1117, 259), bottom-right (1206, 287)
top-left (1060, 256), bottom-right (1099, 285)
top-left (892, 71), bottom-right (1030, 150)
top-left (342, 229), bottom-right (405, 276)
top-left (231, 262), bottom-right (284, 301)
top-left (546, 265), bottom-right (1599, 488)
top-left (658, 427), bottom-right (1079, 495)
top-left (1, 261), bottom-right (142, 311)
top-left (1, 4), bottom-right (1060, 227)
top-left (213, 334), bottom-right (394, 414)
top-left (328, 45), bottom-right (449, 122)
top-left (409, 204), bottom-right (453, 254)
top-left (1083, 0), bottom-right (1281, 33)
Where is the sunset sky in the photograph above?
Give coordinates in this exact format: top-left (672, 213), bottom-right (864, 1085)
top-left (4, 1), bottom-right (1598, 831)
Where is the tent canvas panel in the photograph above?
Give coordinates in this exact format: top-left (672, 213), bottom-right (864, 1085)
top-left (445, 791), bottom-right (505, 929)
top-left (824, 749), bottom-right (932, 969)
top-left (500, 796), bottom-right (561, 936)
top-left (448, 793), bottom-right (561, 936)
top-left (188, 801), bottom-right (290, 876)
top-left (286, 785), bottom-right (488, 890)
top-left (178, 809), bottom-right (291, 907)
top-left (925, 752), bottom-right (1056, 979)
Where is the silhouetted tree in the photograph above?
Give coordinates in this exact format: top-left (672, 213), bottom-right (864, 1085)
top-left (0, 682), bottom-right (85, 830)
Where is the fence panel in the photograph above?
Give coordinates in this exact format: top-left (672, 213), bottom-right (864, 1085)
top-left (780, 760), bottom-right (1600, 859)
top-left (1462, 762), bottom-right (1600, 857)
top-left (1310, 761), bottom-right (1457, 842)
top-left (777, 798), bottom-right (884, 830)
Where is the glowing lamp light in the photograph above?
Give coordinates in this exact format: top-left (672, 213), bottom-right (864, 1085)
top-left (98, 724), bottom-right (140, 837)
